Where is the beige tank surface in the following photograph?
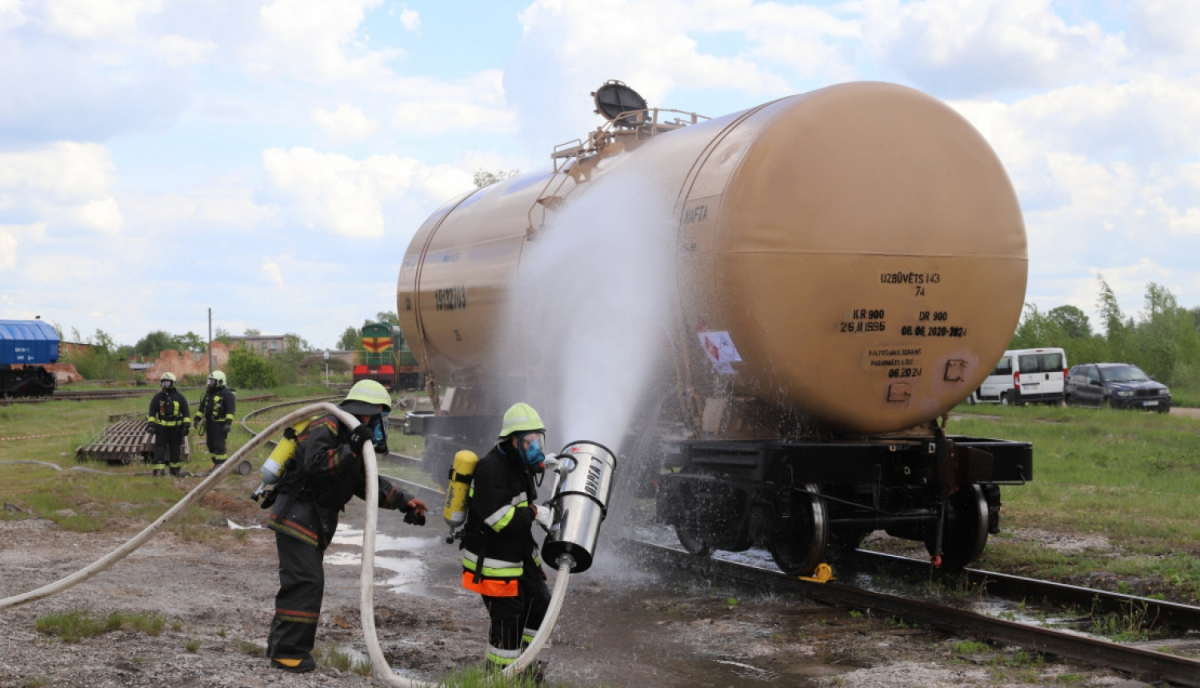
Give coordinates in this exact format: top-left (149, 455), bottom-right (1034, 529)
top-left (398, 81), bottom-right (1026, 435)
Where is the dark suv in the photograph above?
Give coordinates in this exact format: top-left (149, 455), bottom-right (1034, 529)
top-left (1065, 363), bottom-right (1171, 412)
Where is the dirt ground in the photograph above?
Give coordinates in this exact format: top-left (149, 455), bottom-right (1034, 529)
top-left (0, 494), bottom-right (1159, 688)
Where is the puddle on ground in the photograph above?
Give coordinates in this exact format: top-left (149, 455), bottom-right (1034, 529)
top-left (325, 527), bottom-right (461, 598)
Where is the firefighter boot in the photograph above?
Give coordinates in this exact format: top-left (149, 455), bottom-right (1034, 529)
top-left (169, 466), bottom-right (181, 477)
top-left (152, 469), bottom-right (164, 477)
top-left (270, 656), bottom-right (316, 673)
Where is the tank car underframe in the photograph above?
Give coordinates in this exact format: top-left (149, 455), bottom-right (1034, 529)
top-left (655, 431), bottom-right (1032, 574)
top-left (0, 364), bottom-right (56, 399)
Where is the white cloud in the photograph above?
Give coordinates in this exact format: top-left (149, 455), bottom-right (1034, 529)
top-left (1129, 0), bottom-right (1200, 64)
top-left (262, 260), bottom-right (284, 285)
top-left (860, 0), bottom-right (1126, 96)
top-left (507, 0), bottom-right (800, 151)
top-left (312, 104), bottom-right (378, 142)
top-left (262, 147), bottom-right (474, 238)
top-left (400, 8), bottom-right (419, 32)
top-left (42, 0), bottom-right (164, 41)
top-left (0, 0), bottom-right (26, 31)
top-left (0, 142), bottom-right (123, 233)
top-left (122, 180), bottom-right (277, 232)
top-left (0, 222), bottom-right (44, 272)
top-left (155, 34), bottom-right (217, 66)
top-left (391, 71), bottom-right (516, 134)
top-left (253, 0), bottom-right (396, 84)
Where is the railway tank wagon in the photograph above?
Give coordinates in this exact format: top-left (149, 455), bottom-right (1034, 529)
top-left (397, 81), bottom-right (1034, 573)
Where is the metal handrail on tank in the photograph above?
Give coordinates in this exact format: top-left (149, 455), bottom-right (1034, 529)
top-left (551, 107), bottom-right (710, 170)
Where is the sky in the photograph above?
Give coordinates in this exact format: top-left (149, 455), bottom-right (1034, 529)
top-left (1, 0), bottom-right (1199, 349)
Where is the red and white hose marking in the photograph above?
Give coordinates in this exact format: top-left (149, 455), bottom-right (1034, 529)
top-left (0, 432), bottom-right (75, 442)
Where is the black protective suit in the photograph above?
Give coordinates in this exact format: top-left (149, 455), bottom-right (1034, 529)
top-left (147, 387), bottom-right (189, 476)
top-left (263, 413), bottom-right (415, 670)
top-left (460, 442), bottom-right (550, 669)
top-left (194, 384), bottom-right (236, 465)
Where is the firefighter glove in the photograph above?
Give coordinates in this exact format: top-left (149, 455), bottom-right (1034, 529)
top-left (223, 420), bottom-right (232, 433)
top-left (193, 418), bottom-right (200, 429)
top-left (349, 424), bottom-right (372, 455)
top-left (534, 506), bottom-right (555, 532)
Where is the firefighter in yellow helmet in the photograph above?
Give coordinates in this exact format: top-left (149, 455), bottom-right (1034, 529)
top-left (263, 380), bottom-right (428, 674)
top-left (194, 370), bottom-right (236, 467)
top-left (461, 402), bottom-right (555, 673)
top-left (147, 372), bottom-right (189, 477)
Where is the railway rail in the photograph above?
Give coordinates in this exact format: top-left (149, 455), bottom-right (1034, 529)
top-left (847, 548), bottom-right (1200, 633)
top-left (622, 539), bottom-right (1200, 686)
top-left (1, 389), bottom-right (157, 405)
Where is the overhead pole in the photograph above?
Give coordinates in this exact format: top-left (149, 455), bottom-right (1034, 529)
top-left (208, 308), bottom-right (213, 373)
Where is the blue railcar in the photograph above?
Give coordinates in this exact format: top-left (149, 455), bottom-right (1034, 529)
top-left (0, 320), bottom-right (59, 398)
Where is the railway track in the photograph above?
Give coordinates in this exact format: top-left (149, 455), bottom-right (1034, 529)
top-left (846, 548), bottom-right (1200, 633)
top-left (622, 539), bottom-right (1200, 686)
top-left (1, 389), bottom-right (156, 405)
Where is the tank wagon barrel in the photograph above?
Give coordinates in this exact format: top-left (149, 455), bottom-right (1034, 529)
top-left (396, 81), bottom-right (1033, 573)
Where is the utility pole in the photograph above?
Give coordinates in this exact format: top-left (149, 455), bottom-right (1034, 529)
top-left (208, 308), bottom-right (213, 373)
top-left (324, 350), bottom-right (330, 385)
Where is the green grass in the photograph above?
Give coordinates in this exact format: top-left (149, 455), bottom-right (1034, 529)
top-left (184, 638), bottom-right (202, 652)
top-left (1170, 386), bottom-right (1200, 408)
top-left (0, 385), bottom-right (408, 536)
top-left (952, 639), bottom-right (991, 654)
top-left (951, 403), bottom-right (1200, 602)
top-left (435, 666), bottom-right (552, 687)
top-left (35, 610), bottom-right (166, 642)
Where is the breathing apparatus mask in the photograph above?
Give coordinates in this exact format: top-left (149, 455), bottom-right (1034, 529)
top-left (160, 380), bottom-right (173, 390)
top-left (519, 431), bottom-right (547, 467)
top-left (368, 411), bottom-right (388, 453)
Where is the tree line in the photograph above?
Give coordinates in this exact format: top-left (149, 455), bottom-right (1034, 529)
top-left (1009, 278), bottom-right (1200, 389)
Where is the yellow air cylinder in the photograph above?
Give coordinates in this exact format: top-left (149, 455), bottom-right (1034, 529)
top-left (443, 450), bottom-right (479, 532)
top-left (260, 419), bottom-right (313, 485)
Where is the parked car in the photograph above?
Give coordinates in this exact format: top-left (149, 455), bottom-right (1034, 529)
top-left (1065, 363), bottom-right (1171, 412)
top-left (970, 348), bottom-right (1067, 406)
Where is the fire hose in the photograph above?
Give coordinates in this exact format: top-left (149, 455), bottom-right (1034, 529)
top-left (0, 402), bottom-right (615, 686)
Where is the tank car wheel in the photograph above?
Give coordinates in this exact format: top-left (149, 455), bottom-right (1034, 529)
top-left (674, 522), bottom-right (715, 557)
top-left (925, 485), bottom-right (989, 572)
top-left (769, 483), bottom-right (829, 576)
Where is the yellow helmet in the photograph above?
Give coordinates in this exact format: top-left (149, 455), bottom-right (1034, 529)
top-left (499, 402), bottom-right (545, 439)
top-left (160, 372), bottom-right (177, 383)
top-left (340, 380), bottom-right (391, 416)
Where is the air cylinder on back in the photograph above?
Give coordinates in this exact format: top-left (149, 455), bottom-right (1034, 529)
top-left (543, 441), bottom-right (617, 573)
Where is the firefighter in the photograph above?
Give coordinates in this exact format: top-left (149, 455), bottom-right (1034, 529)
top-left (461, 402), bottom-right (556, 673)
top-left (147, 372), bottom-right (189, 477)
top-left (263, 380), bottom-right (428, 674)
top-left (193, 370), bottom-right (236, 467)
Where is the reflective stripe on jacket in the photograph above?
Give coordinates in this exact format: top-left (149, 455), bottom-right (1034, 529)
top-left (195, 386), bottom-right (236, 424)
top-left (147, 389), bottom-right (189, 428)
top-left (461, 442), bottom-right (542, 595)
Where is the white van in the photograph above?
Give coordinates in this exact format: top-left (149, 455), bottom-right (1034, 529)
top-left (970, 348), bottom-right (1067, 406)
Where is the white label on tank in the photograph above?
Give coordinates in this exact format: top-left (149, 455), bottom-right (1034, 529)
top-left (697, 331), bottom-right (742, 375)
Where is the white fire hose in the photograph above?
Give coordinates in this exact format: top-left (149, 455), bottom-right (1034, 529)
top-left (0, 401), bottom-right (572, 684)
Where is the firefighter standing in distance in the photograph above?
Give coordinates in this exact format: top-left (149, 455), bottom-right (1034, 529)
top-left (147, 372), bottom-right (189, 477)
top-left (263, 380), bottom-right (428, 674)
top-left (193, 370), bottom-right (236, 467)
top-left (461, 402), bottom-right (556, 672)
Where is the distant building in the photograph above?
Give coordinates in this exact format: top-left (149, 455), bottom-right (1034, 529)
top-left (227, 335), bottom-right (287, 355)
